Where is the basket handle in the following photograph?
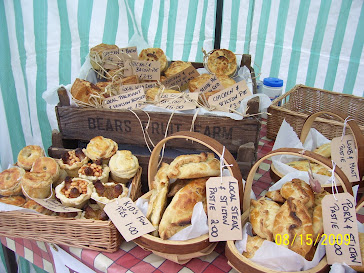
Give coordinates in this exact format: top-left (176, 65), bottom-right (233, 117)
top-left (243, 147), bottom-right (353, 213)
top-left (148, 131), bottom-right (244, 210)
top-left (300, 110), bottom-right (364, 185)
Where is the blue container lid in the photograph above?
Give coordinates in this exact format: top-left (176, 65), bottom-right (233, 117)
top-left (263, 77), bottom-right (283, 87)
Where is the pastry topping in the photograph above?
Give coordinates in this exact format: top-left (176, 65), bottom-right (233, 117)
top-left (79, 163), bottom-right (103, 177)
top-left (146, 53), bottom-right (158, 60)
top-left (58, 212), bottom-right (79, 218)
top-left (84, 204), bottom-right (109, 220)
top-left (61, 179), bottom-right (88, 198)
top-left (62, 149), bottom-right (85, 165)
top-left (94, 181), bottom-right (105, 195)
top-left (70, 188), bottom-right (81, 198)
top-left (94, 181), bottom-right (124, 200)
top-left (113, 184), bottom-right (123, 198)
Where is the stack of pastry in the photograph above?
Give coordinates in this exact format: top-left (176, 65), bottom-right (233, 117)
top-left (145, 152), bottom-right (220, 239)
top-left (244, 178), bottom-right (329, 261)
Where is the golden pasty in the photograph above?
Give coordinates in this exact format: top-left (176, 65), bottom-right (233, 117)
top-left (55, 177), bottom-right (92, 209)
top-left (21, 172), bottom-right (53, 199)
top-left (91, 181), bottom-right (128, 209)
top-left (273, 198), bottom-right (313, 257)
top-left (0, 196), bottom-right (26, 207)
top-left (58, 148), bottom-right (89, 177)
top-left (70, 78), bottom-right (103, 105)
top-left (145, 87), bottom-right (180, 102)
top-left (109, 150), bottom-right (139, 183)
top-left (265, 190), bottom-right (285, 203)
top-left (242, 235), bottom-right (265, 258)
top-left (0, 167), bottom-right (25, 196)
top-left (17, 145), bottom-right (45, 170)
top-left (250, 197), bottom-right (281, 241)
top-left (23, 200), bottom-right (53, 215)
top-left (158, 177), bottom-right (208, 240)
top-left (83, 136), bottom-right (118, 163)
top-left (89, 43), bottom-right (119, 71)
top-left (164, 61), bottom-right (192, 78)
top-left (31, 157), bottom-right (60, 183)
top-left (207, 49), bottom-right (237, 77)
top-left (312, 191), bottom-right (329, 242)
top-left (313, 142), bottom-right (331, 158)
top-left (167, 179), bottom-right (191, 197)
top-left (286, 160), bottom-right (331, 176)
top-left (150, 162), bottom-right (169, 190)
top-left (350, 232), bottom-right (364, 272)
top-left (167, 152), bottom-right (220, 180)
top-left (280, 179), bottom-right (315, 208)
top-left (78, 160), bottom-right (110, 184)
top-left (139, 48), bottom-right (168, 72)
top-left (189, 73), bottom-right (236, 92)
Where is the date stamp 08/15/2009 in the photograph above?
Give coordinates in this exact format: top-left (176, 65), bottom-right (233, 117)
top-left (275, 233), bottom-right (352, 246)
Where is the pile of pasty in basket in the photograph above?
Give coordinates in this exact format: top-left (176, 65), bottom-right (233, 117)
top-left (0, 135), bottom-right (140, 220)
top-left (144, 152), bottom-right (221, 239)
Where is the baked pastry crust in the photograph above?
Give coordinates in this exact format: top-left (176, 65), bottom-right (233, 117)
top-left (58, 148), bottom-right (89, 177)
top-left (273, 198), bottom-right (313, 257)
top-left (70, 78), bottom-right (103, 105)
top-left (145, 87), bottom-right (180, 102)
top-left (265, 190), bottom-right (285, 203)
top-left (83, 136), bottom-right (118, 163)
top-left (139, 48), bottom-right (168, 72)
top-left (286, 160), bottom-right (331, 176)
top-left (78, 162), bottom-right (110, 184)
top-left (150, 162), bottom-right (170, 190)
top-left (55, 178), bottom-right (93, 209)
top-left (0, 167), bottom-right (25, 196)
top-left (158, 177), bottom-right (208, 240)
top-left (313, 142), bottom-right (331, 158)
top-left (207, 49), bottom-right (237, 76)
top-left (17, 145), bottom-right (45, 170)
top-left (31, 157), bottom-right (60, 182)
top-left (189, 73), bottom-right (236, 92)
top-left (89, 43), bottom-right (119, 71)
top-left (250, 197), bottom-right (281, 241)
top-left (109, 150), bottom-right (139, 183)
top-left (164, 61), bottom-right (192, 78)
top-left (0, 196), bottom-right (26, 207)
top-left (280, 179), bottom-right (315, 208)
top-left (23, 200), bottom-right (53, 215)
top-left (167, 152), bottom-right (220, 180)
top-left (91, 181), bottom-right (128, 209)
top-left (21, 172), bottom-right (53, 199)
top-left (242, 235), bottom-right (265, 258)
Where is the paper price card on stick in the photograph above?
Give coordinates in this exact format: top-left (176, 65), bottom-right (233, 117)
top-left (104, 197), bottom-right (155, 242)
top-left (322, 193), bottom-right (362, 266)
top-left (331, 135), bottom-right (360, 182)
top-left (156, 92), bottom-right (199, 111)
top-left (32, 198), bottom-right (81, 213)
top-left (103, 87), bottom-right (146, 110)
top-left (161, 65), bottom-right (200, 89)
top-left (208, 80), bottom-right (251, 111)
top-left (206, 176), bottom-right (242, 242)
top-left (123, 60), bottom-right (160, 81)
top-left (195, 75), bottom-right (223, 93)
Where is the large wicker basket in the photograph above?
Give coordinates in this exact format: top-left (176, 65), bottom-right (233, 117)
top-left (0, 166), bottom-right (142, 252)
top-left (267, 84), bottom-right (364, 140)
top-left (133, 131), bottom-right (244, 264)
top-left (225, 147), bottom-right (354, 273)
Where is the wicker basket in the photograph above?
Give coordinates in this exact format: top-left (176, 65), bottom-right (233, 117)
top-left (267, 84), bottom-right (364, 140)
top-left (133, 131), bottom-right (244, 264)
top-left (0, 166), bottom-right (142, 252)
top-left (225, 147), bottom-right (354, 273)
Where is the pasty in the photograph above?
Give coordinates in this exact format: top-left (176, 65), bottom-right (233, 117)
top-left (313, 142), bottom-right (331, 158)
top-left (139, 48), bottom-right (168, 72)
top-left (207, 49), bottom-right (237, 76)
top-left (164, 61), bottom-right (192, 78)
top-left (0, 196), bottom-right (26, 207)
top-left (145, 87), bottom-right (180, 102)
top-left (0, 167), bottom-right (25, 196)
top-left (280, 179), bottom-right (315, 208)
top-left (286, 160), bottom-right (331, 176)
top-left (189, 73), bottom-right (236, 92)
top-left (265, 190), bottom-right (285, 203)
top-left (23, 200), bottom-right (54, 215)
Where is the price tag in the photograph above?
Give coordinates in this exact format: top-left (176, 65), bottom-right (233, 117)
top-left (206, 176), bottom-right (242, 242)
top-left (119, 46), bottom-right (138, 59)
top-left (331, 135), bottom-right (360, 182)
top-left (104, 197), bottom-right (155, 242)
top-left (195, 75), bottom-right (223, 93)
top-left (103, 87), bottom-right (146, 110)
top-left (156, 92), bottom-right (199, 111)
top-left (102, 47), bottom-right (138, 70)
top-left (321, 193), bottom-right (362, 266)
top-left (123, 60), bottom-right (161, 81)
top-left (161, 65), bottom-right (200, 89)
top-left (32, 198), bottom-right (81, 213)
top-left (208, 80), bottom-right (251, 111)
top-left (119, 82), bottom-right (157, 93)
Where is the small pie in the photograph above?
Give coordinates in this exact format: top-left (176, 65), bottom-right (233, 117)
top-left (21, 172), bottom-right (53, 199)
top-left (0, 196), bottom-right (26, 207)
top-left (31, 157), bottom-right (60, 183)
top-left (55, 177), bottom-right (93, 209)
top-left (164, 61), bottom-right (192, 78)
top-left (189, 73), bottom-right (236, 92)
top-left (83, 136), bottom-right (118, 164)
top-left (70, 78), bottom-right (103, 105)
top-left (78, 159), bottom-right (110, 183)
top-left (91, 181), bottom-right (128, 209)
top-left (139, 48), bottom-right (168, 72)
top-left (206, 49), bottom-right (237, 76)
top-left (109, 150), bottom-right (139, 183)
top-left (58, 148), bottom-right (89, 177)
top-left (23, 200), bottom-right (54, 215)
top-left (0, 167), bottom-right (25, 196)
top-left (17, 145), bottom-right (45, 170)
top-left (82, 203), bottom-right (109, 220)
top-left (145, 87), bottom-right (181, 102)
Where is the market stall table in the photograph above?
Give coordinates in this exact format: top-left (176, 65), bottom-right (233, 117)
top-left (1, 120), bottom-right (274, 273)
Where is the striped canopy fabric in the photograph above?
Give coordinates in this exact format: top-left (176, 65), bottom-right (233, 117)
top-left (0, 0), bottom-right (363, 171)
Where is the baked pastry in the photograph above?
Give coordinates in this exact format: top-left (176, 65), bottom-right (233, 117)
top-left (313, 142), bottom-right (331, 158)
top-left (350, 232), bottom-right (364, 272)
top-left (109, 150), bottom-right (139, 183)
top-left (242, 235), bottom-right (265, 258)
top-left (82, 203), bottom-right (108, 220)
top-left (146, 163), bottom-right (169, 236)
top-left (312, 191), bottom-right (329, 242)
top-left (17, 145), bottom-right (44, 170)
top-left (188, 73), bottom-right (236, 92)
top-left (70, 78), bottom-right (103, 105)
top-left (265, 190), bottom-right (285, 203)
top-left (280, 179), bottom-right (315, 208)
top-left (91, 180), bottom-right (128, 209)
top-left (139, 48), bottom-right (168, 72)
top-left (58, 148), bottom-right (89, 177)
top-left (145, 87), bottom-right (180, 102)
top-left (0, 196), bottom-right (26, 207)
top-left (83, 136), bottom-right (118, 164)
top-left (158, 177), bottom-right (208, 240)
top-left (250, 197), bottom-right (281, 241)
top-left (206, 49), bottom-right (237, 77)
top-left (23, 200), bottom-right (53, 215)
top-left (273, 198), bottom-right (314, 257)
top-left (78, 160), bottom-right (110, 184)
top-left (31, 157), bottom-right (60, 183)
top-left (55, 177), bottom-right (93, 209)
top-left (167, 152), bottom-right (220, 180)
top-left (21, 172), bottom-right (53, 199)
top-left (167, 179), bottom-right (191, 197)
top-left (164, 61), bottom-right (192, 78)
top-left (89, 43), bottom-right (119, 72)
top-left (286, 160), bottom-right (331, 176)
top-left (0, 167), bottom-right (25, 196)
